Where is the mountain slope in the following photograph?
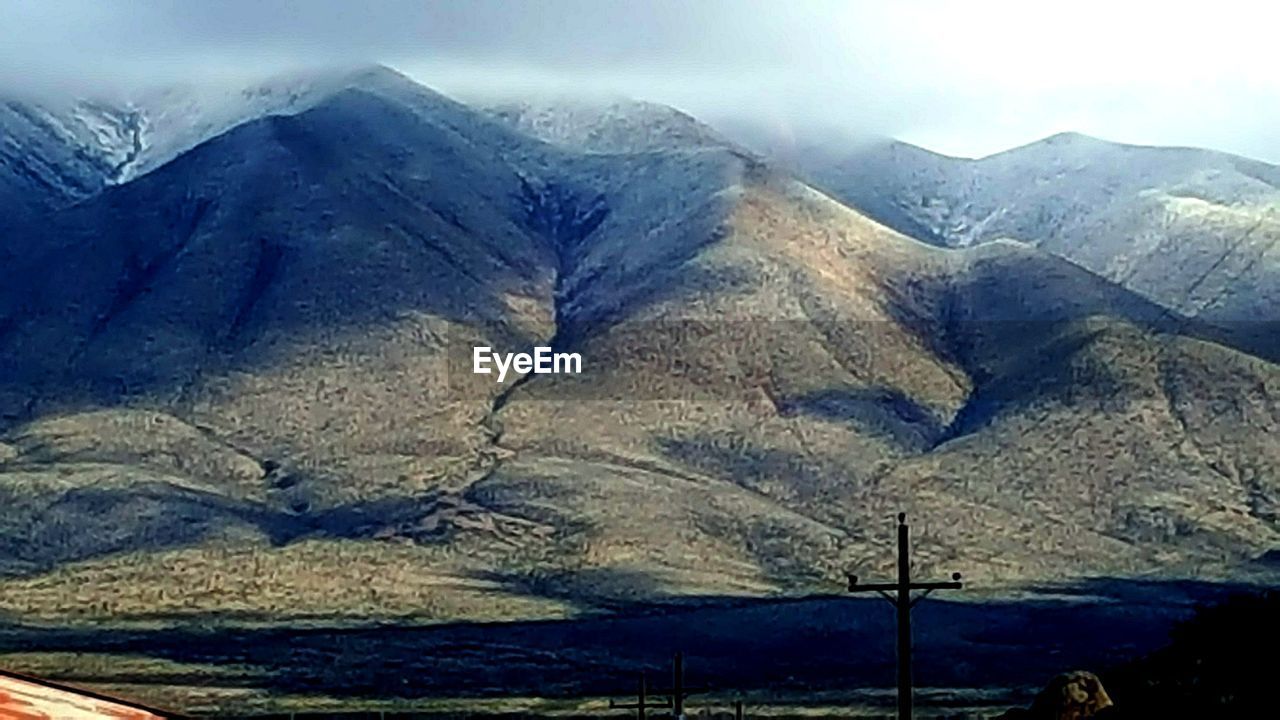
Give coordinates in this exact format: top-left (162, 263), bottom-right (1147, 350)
top-left (772, 133), bottom-right (1280, 359)
top-left (0, 73), bottom-right (1276, 628)
top-left (484, 97), bottom-right (735, 154)
top-left (117, 66), bottom-right (459, 182)
top-left (0, 69), bottom-right (781, 586)
top-left (0, 97), bottom-right (140, 221)
top-left (0, 70), bottom-right (568, 492)
top-left (0, 65), bottom-right (449, 227)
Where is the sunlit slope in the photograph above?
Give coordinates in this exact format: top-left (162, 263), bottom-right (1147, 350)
top-left (0, 74), bottom-right (562, 499)
top-left (488, 176), bottom-right (1279, 593)
top-left (780, 132), bottom-right (1280, 359)
top-left (0, 71), bottom-right (570, 581)
top-left (0, 74), bottom-right (1276, 620)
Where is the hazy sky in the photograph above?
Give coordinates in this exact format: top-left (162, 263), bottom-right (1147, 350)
top-left (4, 0), bottom-right (1278, 162)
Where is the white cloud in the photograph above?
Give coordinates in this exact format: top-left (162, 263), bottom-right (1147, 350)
top-left (1, 0), bottom-right (1276, 162)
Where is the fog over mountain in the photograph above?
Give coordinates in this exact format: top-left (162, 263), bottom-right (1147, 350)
top-left (3, 0), bottom-right (1280, 164)
top-left (1, 61), bottom-right (1275, 599)
top-left (0, 4), bottom-right (1278, 717)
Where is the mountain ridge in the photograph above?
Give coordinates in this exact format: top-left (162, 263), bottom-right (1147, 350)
top-left (759, 128), bottom-right (1280, 364)
top-left (0, 69), bottom-right (1275, 635)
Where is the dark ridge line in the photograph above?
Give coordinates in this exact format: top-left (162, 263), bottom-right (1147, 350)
top-left (372, 176), bottom-right (488, 289)
top-left (474, 175), bottom-right (611, 474)
top-left (2, 101), bottom-right (117, 198)
top-left (1180, 218), bottom-right (1267, 310)
top-left (222, 236), bottom-right (285, 349)
top-left (82, 195), bottom-right (214, 347)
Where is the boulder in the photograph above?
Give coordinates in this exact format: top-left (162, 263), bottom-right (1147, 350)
top-left (999, 671), bottom-right (1114, 719)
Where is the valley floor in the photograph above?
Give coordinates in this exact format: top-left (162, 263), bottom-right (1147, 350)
top-left (0, 577), bottom-right (1269, 718)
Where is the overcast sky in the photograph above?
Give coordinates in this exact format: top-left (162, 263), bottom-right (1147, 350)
top-left (4, 0), bottom-right (1278, 162)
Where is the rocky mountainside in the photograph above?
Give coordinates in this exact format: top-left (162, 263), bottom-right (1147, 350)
top-left (0, 69), bottom-right (1276, 624)
top-left (483, 96), bottom-right (735, 153)
top-left (0, 96), bottom-right (140, 221)
top-left (0, 67), bottom-right (415, 226)
top-left (772, 132), bottom-right (1280, 359)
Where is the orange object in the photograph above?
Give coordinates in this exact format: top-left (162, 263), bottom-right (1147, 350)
top-left (0, 669), bottom-right (175, 719)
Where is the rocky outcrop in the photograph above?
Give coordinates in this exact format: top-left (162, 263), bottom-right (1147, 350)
top-left (1000, 671), bottom-right (1114, 720)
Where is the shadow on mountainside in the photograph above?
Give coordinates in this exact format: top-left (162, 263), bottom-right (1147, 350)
top-left (0, 577), bottom-right (1270, 710)
top-left (777, 386), bottom-right (947, 452)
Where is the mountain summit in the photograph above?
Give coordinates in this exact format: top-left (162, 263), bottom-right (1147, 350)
top-left (0, 71), bottom-right (1276, 642)
top-left (768, 131), bottom-right (1280, 361)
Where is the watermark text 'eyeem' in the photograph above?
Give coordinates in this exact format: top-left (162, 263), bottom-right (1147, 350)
top-left (473, 346), bottom-right (582, 383)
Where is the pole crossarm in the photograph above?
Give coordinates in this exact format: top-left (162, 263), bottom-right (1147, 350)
top-left (846, 582), bottom-right (898, 607)
top-left (846, 581), bottom-right (963, 592)
top-left (844, 513), bottom-right (965, 720)
top-left (846, 581), bottom-right (901, 591)
top-left (909, 581), bottom-right (964, 590)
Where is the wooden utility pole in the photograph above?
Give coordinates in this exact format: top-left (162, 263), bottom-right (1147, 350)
top-left (666, 652), bottom-right (709, 718)
top-left (846, 513), bottom-right (963, 720)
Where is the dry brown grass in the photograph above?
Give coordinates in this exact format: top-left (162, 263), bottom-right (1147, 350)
top-left (0, 539), bottom-right (575, 623)
top-left (0, 165), bottom-right (1275, 647)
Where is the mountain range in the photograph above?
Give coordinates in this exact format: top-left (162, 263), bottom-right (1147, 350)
top-left (0, 64), bottom-right (1276, 643)
top-left (762, 131), bottom-right (1280, 361)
